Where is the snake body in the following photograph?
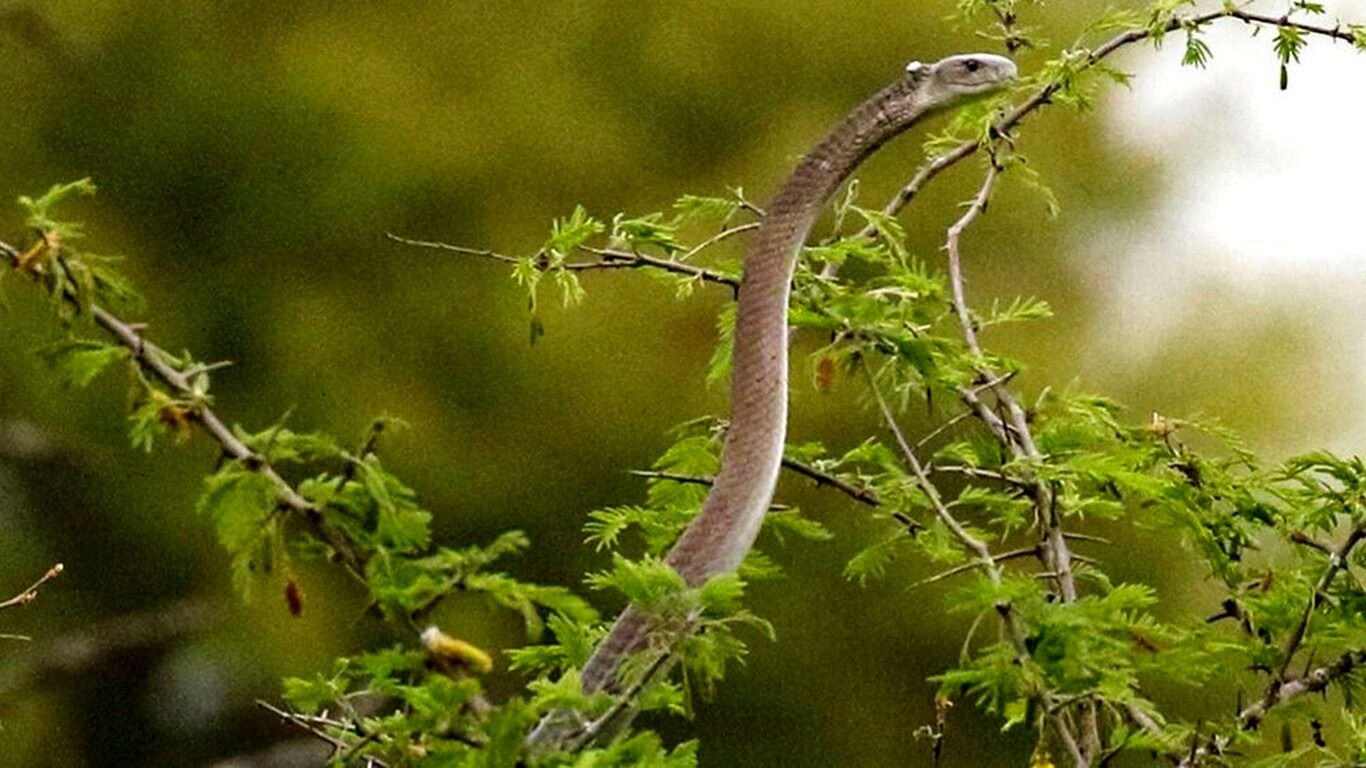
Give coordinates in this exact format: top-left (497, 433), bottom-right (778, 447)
top-left (528, 52), bottom-right (1017, 752)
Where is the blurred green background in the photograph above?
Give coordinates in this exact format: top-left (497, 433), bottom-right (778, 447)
top-left (0, 1), bottom-right (1356, 765)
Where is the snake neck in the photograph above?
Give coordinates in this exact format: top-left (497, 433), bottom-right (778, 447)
top-left (662, 75), bottom-right (940, 584)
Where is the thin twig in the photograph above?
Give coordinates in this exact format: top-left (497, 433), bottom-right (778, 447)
top-left (943, 163), bottom-right (998, 361)
top-left (780, 456), bottom-right (883, 507)
top-left (628, 456), bottom-right (887, 512)
top-left (577, 245), bottom-right (739, 289)
top-left (387, 232), bottom-right (741, 291)
top-left (385, 234), bottom-right (521, 263)
top-left (256, 700), bottom-right (389, 766)
top-left (932, 463), bottom-right (1031, 489)
top-left (678, 222), bottom-right (761, 262)
top-left (623, 468), bottom-right (811, 513)
top-left (0, 563), bottom-right (63, 611)
top-left (940, 150), bottom-right (1091, 757)
top-left (909, 545), bottom-right (1039, 590)
top-left (913, 409), bottom-right (976, 452)
top-left (1055, 711), bottom-right (1087, 768)
top-left (1288, 530), bottom-right (1333, 556)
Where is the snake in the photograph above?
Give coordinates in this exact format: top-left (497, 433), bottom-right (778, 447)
top-left (526, 52), bottom-right (1018, 753)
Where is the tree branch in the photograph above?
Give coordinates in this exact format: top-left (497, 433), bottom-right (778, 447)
top-left (0, 237), bottom-right (370, 587)
top-left (779, 455), bottom-right (884, 508)
top-left (1177, 647), bottom-right (1366, 767)
top-left (864, 363), bottom-right (1026, 651)
top-left (1279, 523), bottom-right (1366, 677)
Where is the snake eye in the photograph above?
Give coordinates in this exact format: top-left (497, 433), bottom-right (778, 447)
top-left (964, 59), bottom-right (981, 73)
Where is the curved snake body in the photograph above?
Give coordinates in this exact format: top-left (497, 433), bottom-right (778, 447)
top-left (528, 52), bottom-right (1017, 752)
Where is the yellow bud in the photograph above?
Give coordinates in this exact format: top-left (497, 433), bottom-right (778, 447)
top-left (421, 626), bottom-right (493, 675)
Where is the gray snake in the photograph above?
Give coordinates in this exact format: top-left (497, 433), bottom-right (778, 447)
top-left (527, 52), bottom-right (1017, 753)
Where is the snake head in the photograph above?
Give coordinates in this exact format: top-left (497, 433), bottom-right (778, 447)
top-left (909, 53), bottom-right (1018, 102)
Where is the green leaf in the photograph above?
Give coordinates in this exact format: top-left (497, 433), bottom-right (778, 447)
top-left (18, 178), bottom-right (97, 236)
top-left (804, 235), bottom-right (893, 269)
top-left (506, 612), bottom-right (602, 673)
top-left (1085, 8), bottom-right (1145, 36)
top-left (544, 205), bottom-right (604, 257)
top-left (845, 529), bottom-right (911, 585)
top-left (706, 303), bottom-right (736, 387)
top-left (38, 339), bottom-right (127, 387)
top-left (354, 458), bottom-right (432, 552)
top-left (470, 573), bottom-right (597, 637)
top-left (978, 295), bottom-right (1053, 330)
top-left (1182, 30), bottom-right (1212, 68)
top-left (236, 425), bottom-right (344, 464)
top-left (852, 206), bottom-right (909, 262)
top-left (197, 469), bottom-right (278, 597)
top-left (586, 554), bottom-right (687, 611)
top-left (87, 260), bottom-right (145, 313)
top-left (584, 506), bottom-right (641, 551)
top-left (674, 193), bottom-right (741, 223)
top-left (1274, 24), bottom-right (1306, 68)
top-left (355, 646), bottom-right (427, 680)
top-left (698, 573), bottom-right (746, 614)
top-left (763, 509), bottom-right (834, 542)
top-left (612, 213), bottom-right (682, 255)
top-left (281, 674), bottom-right (342, 715)
top-left (552, 268), bottom-right (585, 307)
top-left (527, 669), bottom-right (611, 715)
top-left (738, 549), bottom-right (784, 581)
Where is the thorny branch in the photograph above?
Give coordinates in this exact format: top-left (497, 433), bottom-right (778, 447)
top-left (779, 455), bottom-right (884, 507)
top-left (902, 11), bottom-right (1361, 760)
top-left (944, 137), bottom-right (1098, 761)
top-left (909, 544), bottom-right (1088, 591)
top-left (1178, 521), bottom-right (1366, 766)
top-left (941, 159), bottom-right (1079, 592)
top-left (864, 360), bottom-right (1099, 765)
top-left (0, 237), bottom-right (371, 588)
top-left (625, 469), bottom-right (791, 511)
top-left (864, 364), bottom-right (1026, 654)
top-left (1177, 648), bottom-right (1366, 767)
top-left (1280, 524), bottom-right (1366, 677)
